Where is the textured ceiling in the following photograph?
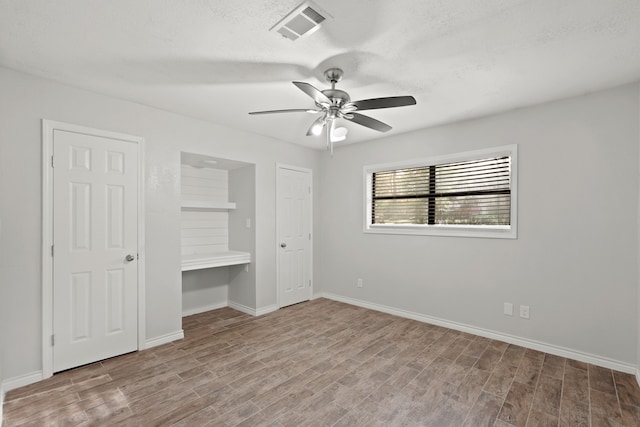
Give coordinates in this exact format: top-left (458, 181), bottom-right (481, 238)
top-left (1, 0), bottom-right (639, 149)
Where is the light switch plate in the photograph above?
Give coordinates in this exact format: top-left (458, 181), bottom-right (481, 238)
top-left (504, 302), bottom-right (513, 316)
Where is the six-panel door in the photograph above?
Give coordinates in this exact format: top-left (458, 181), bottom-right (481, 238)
top-left (52, 129), bottom-right (138, 372)
top-left (277, 166), bottom-right (312, 308)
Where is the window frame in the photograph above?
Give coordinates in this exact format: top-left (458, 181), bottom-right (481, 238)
top-left (363, 144), bottom-right (518, 239)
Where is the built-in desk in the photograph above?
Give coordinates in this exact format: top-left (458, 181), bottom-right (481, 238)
top-left (181, 251), bottom-right (251, 271)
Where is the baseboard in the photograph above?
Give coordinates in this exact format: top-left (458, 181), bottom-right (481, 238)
top-left (321, 292), bottom-right (637, 374)
top-left (227, 301), bottom-right (254, 315)
top-left (0, 331), bottom-right (185, 394)
top-left (256, 304), bottom-right (279, 316)
top-left (183, 300), bottom-right (280, 318)
top-left (1, 371), bottom-right (44, 394)
top-left (0, 332), bottom-right (184, 403)
top-left (144, 330), bottom-right (184, 349)
top-left (228, 301), bottom-right (278, 317)
top-left (182, 301), bottom-right (228, 317)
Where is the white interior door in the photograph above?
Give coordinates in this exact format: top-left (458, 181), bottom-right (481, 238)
top-left (277, 165), bottom-right (312, 308)
top-left (52, 129), bottom-right (139, 372)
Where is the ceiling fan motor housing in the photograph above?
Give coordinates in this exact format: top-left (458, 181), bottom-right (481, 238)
top-left (321, 89), bottom-right (350, 107)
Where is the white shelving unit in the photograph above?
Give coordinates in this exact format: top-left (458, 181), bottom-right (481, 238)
top-left (180, 159), bottom-right (250, 271)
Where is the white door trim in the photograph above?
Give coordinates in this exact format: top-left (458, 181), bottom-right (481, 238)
top-left (41, 120), bottom-right (146, 379)
top-left (275, 163), bottom-right (313, 309)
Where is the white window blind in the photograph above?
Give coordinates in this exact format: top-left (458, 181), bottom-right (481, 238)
top-left (372, 156), bottom-right (511, 225)
top-left (364, 145), bottom-right (517, 238)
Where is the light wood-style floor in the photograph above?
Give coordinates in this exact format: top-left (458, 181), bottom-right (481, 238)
top-left (3, 298), bottom-right (640, 426)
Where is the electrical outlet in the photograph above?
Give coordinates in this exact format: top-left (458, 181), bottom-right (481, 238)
top-left (245, 218), bottom-right (251, 229)
top-left (356, 278), bottom-right (363, 288)
top-left (520, 305), bottom-right (530, 319)
top-left (504, 302), bottom-right (513, 316)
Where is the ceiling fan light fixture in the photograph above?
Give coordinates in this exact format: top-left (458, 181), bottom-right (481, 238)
top-left (270, 1), bottom-right (333, 41)
top-left (310, 121), bottom-right (324, 136)
top-left (307, 114), bottom-right (327, 136)
top-left (331, 126), bottom-right (348, 142)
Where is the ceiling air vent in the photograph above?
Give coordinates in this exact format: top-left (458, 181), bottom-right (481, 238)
top-left (270, 1), bottom-right (333, 41)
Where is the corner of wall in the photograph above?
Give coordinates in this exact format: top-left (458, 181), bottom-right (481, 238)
top-left (637, 82), bottom-right (640, 387)
top-left (182, 301), bottom-right (229, 318)
top-left (0, 358), bottom-right (4, 425)
top-left (228, 300), bottom-right (278, 317)
top-left (144, 330), bottom-right (184, 349)
top-left (1, 382), bottom-right (4, 426)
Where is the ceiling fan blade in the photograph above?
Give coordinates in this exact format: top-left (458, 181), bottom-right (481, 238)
top-left (347, 113), bottom-right (392, 132)
top-left (351, 96), bottom-right (417, 111)
top-left (249, 108), bottom-right (319, 115)
top-left (293, 81), bottom-right (331, 105)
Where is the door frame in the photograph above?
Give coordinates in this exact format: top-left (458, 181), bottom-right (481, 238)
top-left (275, 163), bottom-right (313, 308)
top-left (41, 120), bottom-right (146, 379)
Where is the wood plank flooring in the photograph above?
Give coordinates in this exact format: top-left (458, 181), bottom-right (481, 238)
top-left (4, 298), bottom-right (640, 426)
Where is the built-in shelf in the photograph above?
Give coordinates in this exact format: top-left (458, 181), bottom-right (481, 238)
top-left (181, 201), bottom-right (236, 210)
top-left (181, 250), bottom-right (251, 271)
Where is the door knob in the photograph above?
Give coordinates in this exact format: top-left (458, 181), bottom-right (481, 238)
top-left (125, 254), bottom-right (136, 262)
top-left (280, 243), bottom-right (287, 248)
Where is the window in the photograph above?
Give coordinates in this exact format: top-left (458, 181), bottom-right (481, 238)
top-left (364, 145), bottom-right (517, 238)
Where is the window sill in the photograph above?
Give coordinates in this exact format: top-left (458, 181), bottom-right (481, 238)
top-left (364, 224), bottom-right (516, 239)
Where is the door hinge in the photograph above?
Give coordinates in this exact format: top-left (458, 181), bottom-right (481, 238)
top-left (309, 233), bottom-right (311, 240)
top-left (51, 334), bottom-right (55, 346)
top-left (308, 186), bottom-right (311, 194)
top-left (51, 245), bottom-right (54, 257)
top-left (309, 279), bottom-right (312, 287)
top-left (51, 155), bottom-right (54, 168)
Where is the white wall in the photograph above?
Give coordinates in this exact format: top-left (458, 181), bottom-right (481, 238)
top-left (317, 83), bottom-right (640, 367)
top-left (228, 166), bottom-right (257, 310)
top-left (0, 66), bottom-right (319, 382)
top-left (181, 268), bottom-right (229, 316)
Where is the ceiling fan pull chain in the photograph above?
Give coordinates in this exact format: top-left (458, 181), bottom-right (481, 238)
top-left (327, 119), bottom-right (333, 156)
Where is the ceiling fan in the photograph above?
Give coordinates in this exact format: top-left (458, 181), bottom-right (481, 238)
top-left (249, 68), bottom-right (416, 154)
